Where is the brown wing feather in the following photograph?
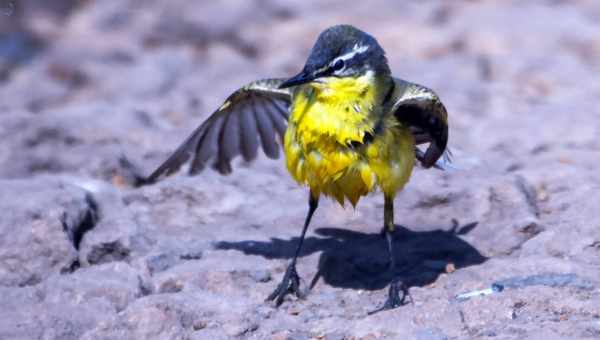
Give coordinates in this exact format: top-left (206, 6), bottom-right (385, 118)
top-left (145, 79), bottom-right (291, 184)
top-left (253, 100), bottom-right (279, 159)
top-left (266, 100), bottom-right (289, 140)
top-left (191, 114), bottom-right (225, 174)
top-left (391, 78), bottom-right (449, 169)
top-left (239, 107), bottom-right (259, 161)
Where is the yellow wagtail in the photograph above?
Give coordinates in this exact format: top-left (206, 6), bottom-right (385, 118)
top-left (144, 24), bottom-right (450, 313)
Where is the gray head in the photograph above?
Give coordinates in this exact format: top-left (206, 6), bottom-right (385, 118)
top-left (280, 25), bottom-right (390, 88)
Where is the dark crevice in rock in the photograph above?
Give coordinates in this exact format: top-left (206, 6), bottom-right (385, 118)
top-left (507, 222), bottom-right (545, 257)
top-left (413, 193), bottom-right (454, 209)
top-left (515, 175), bottom-right (540, 217)
top-left (17, 274), bottom-right (42, 287)
top-left (62, 192), bottom-right (99, 250)
top-left (73, 193), bottom-right (99, 250)
top-left (179, 251), bottom-right (202, 261)
top-left (504, 221), bottom-right (546, 256)
top-left (60, 191), bottom-right (100, 273)
top-left (504, 222), bottom-right (546, 256)
top-left (585, 241), bottom-right (600, 250)
top-left (137, 275), bottom-right (154, 297)
top-left (87, 240), bottom-right (131, 265)
top-left (60, 260), bottom-right (80, 274)
top-left (519, 222), bottom-right (545, 238)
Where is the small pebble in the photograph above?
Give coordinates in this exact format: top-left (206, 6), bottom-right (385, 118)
top-left (250, 269), bottom-right (272, 283)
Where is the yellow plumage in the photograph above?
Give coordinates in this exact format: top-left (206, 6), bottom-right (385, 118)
top-left (284, 73), bottom-right (415, 206)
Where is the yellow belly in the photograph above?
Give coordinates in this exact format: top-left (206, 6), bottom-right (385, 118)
top-left (283, 80), bottom-right (415, 207)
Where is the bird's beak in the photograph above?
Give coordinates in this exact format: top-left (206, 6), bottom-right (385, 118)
top-left (279, 70), bottom-right (314, 89)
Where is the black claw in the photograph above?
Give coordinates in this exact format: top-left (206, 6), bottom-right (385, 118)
top-left (368, 279), bottom-right (411, 315)
top-left (266, 263), bottom-right (303, 307)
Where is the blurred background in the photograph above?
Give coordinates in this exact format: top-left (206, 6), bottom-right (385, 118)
top-left (2, 1), bottom-right (600, 339)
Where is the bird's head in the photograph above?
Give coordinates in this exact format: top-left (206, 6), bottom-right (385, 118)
top-left (279, 25), bottom-right (390, 89)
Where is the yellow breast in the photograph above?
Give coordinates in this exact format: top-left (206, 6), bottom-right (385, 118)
top-left (283, 75), bottom-right (415, 206)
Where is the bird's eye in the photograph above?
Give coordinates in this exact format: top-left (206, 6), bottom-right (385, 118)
top-left (332, 59), bottom-right (345, 71)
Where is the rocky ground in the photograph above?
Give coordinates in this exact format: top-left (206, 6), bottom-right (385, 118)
top-left (1, 0), bottom-right (600, 339)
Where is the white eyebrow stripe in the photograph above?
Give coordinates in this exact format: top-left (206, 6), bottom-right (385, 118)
top-left (333, 44), bottom-right (370, 64)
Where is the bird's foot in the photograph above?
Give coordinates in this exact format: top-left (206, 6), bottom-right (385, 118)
top-left (266, 263), bottom-right (303, 307)
top-left (368, 278), bottom-right (412, 315)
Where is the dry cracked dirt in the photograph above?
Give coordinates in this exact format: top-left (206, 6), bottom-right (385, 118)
top-left (1, 1), bottom-right (600, 339)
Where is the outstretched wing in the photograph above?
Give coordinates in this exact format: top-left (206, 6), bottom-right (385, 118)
top-left (391, 78), bottom-right (449, 169)
top-left (145, 78), bottom-right (291, 184)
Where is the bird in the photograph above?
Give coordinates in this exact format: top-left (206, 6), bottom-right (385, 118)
top-left (143, 24), bottom-right (450, 313)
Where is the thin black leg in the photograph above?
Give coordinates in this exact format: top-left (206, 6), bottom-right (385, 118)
top-left (266, 192), bottom-right (319, 306)
top-left (369, 195), bottom-right (411, 314)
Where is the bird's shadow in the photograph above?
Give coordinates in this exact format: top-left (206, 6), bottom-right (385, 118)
top-left (215, 221), bottom-right (486, 291)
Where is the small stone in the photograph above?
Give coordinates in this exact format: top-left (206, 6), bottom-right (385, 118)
top-left (249, 269), bottom-right (272, 283)
top-left (193, 320), bottom-right (207, 330)
top-left (158, 279), bottom-right (183, 293)
top-left (288, 307), bottom-right (301, 315)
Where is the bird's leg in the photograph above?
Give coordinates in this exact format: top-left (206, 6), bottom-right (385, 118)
top-left (369, 195), bottom-right (411, 314)
top-left (266, 192), bottom-right (319, 307)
